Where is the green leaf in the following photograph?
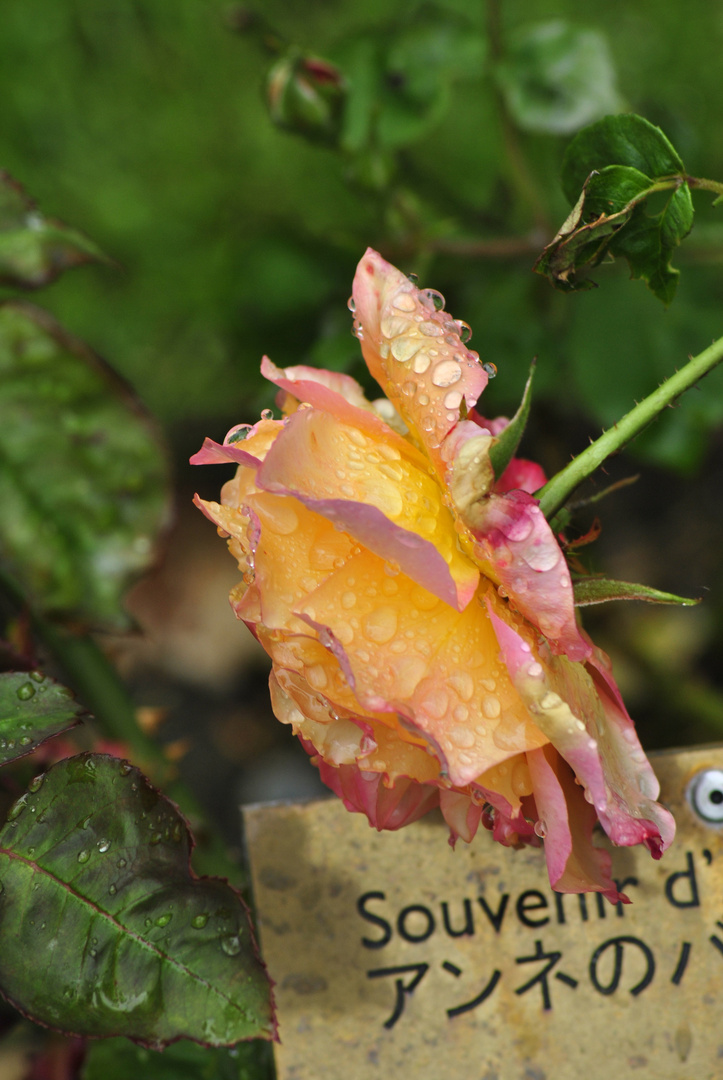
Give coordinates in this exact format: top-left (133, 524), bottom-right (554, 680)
top-left (561, 114), bottom-right (686, 202)
top-left (537, 128), bottom-right (694, 302)
top-left (573, 576), bottom-right (699, 607)
top-left (0, 172), bottom-right (105, 290)
top-left (495, 21), bottom-right (621, 135)
top-left (0, 302), bottom-right (171, 629)
top-left (0, 671), bottom-right (84, 767)
top-left (0, 754), bottom-right (275, 1047)
top-left (82, 1034), bottom-right (273, 1080)
top-left (489, 360), bottom-right (536, 480)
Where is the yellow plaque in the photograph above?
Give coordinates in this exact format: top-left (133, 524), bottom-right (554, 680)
top-left (243, 747), bottom-right (723, 1079)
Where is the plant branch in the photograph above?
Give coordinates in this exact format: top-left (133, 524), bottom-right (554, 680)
top-left (537, 332), bottom-right (723, 520)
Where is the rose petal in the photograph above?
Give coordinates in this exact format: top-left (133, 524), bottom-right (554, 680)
top-left (260, 356), bottom-right (419, 460)
top-left (257, 406), bottom-right (479, 610)
top-left (527, 745), bottom-right (624, 902)
top-left (472, 490), bottom-right (590, 662)
top-left (307, 749), bottom-right (441, 831)
top-left (488, 601), bottom-right (675, 856)
top-left (353, 248), bottom-right (487, 479)
top-left (298, 554), bottom-right (548, 787)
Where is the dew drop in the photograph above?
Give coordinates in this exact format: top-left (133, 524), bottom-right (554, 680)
top-left (119, 762), bottom-right (132, 776)
top-left (424, 289), bottom-right (445, 311)
top-left (109, 884), bottom-right (117, 896)
top-left (482, 695), bottom-right (501, 719)
top-left (393, 291), bottom-right (416, 312)
top-left (150, 832), bottom-right (163, 845)
top-left (347, 296), bottom-right (356, 313)
top-left (30, 670), bottom-right (45, 683)
top-left (407, 272), bottom-right (419, 285)
top-left (341, 591), bottom-right (357, 610)
top-left (7, 797), bottom-right (27, 821)
top-left (417, 393), bottom-right (430, 406)
top-left (28, 776), bottom-right (44, 794)
top-left (483, 362), bottom-right (497, 378)
top-left (155, 913), bottom-right (172, 928)
top-left (534, 819), bottom-right (547, 839)
top-left (391, 336), bottom-right (422, 363)
top-left (431, 360), bottom-right (462, 387)
top-left (19, 735), bottom-right (32, 746)
top-left (192, 913), bottom-right (209, 930)
top-left (96, 839), bottom-right (111, 854)
top-left (540, 691), bottom-right (562, 711)
top-left (77, 850), bottom-right (90, 864)
top-left (117, 858), bottom-right (127, 869)
top-left (443, 389), bottom-right (463, 410)
top-left (221, 934), bottom-right (242, 956)
top-left (16, 682), bottom-right (36, 701)
top-left (527, 662), bottom-right (543, 678)
top-left (419, 321), bottom-right (443, 338)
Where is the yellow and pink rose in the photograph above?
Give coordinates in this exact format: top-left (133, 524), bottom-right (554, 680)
top-left (193, 249), bottom-right (674, 903)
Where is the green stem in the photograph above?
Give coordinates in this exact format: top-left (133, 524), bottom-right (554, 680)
top-left (537, 332), bottom-right (723, 520)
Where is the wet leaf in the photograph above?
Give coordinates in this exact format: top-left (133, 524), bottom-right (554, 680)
top-left (489, 360), bottom-right (535, 481)
top-left (0, 754), bottom-right (275, 1047)
top-left (0, 172), bottom-right (105, 290)
top-left (573, 576), bottom-right (699, 607)
top-left (82, 1034), bottom-right (273, 1080)
top-left (537, 115), bottom-right (695, 302)
top-left (0, 671), bottom-right (84, 767)
top-left (0, 302), bottom-right (171, 629)
top-left (495, 21), bottom-right (621, 135)
top-left (561, 114), bottom-right (687, 198)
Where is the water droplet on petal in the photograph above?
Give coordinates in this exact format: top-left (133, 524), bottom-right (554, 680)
top-left (391, 336), bottom-right (422, 363)
top-left (393, 291), bottom-right (416, 312)
top-left (455, 320), bottom-right (472, 343)
top-left (482, 695), bottom-right (501, 719)
top-left (260, 408), bottom-right (274, 421)
top-left (407, 272), bottom-right (419, 285)
top-left (412, 352), bottom-right (431, 374)
top-left (419, 321), bottom-right (443, 338)
top-left (483, 362), bottom-right (497, 378)
top-left (431, 360), bottom-right (462, 387)
top-left (347, 296), bottom-right (356, 313)
top-left (443, 389), bottom-right (463, 410)
top-left (534, 819), bottom-right (547, 839)
top-left (424, 289), bottom-right (445, 311)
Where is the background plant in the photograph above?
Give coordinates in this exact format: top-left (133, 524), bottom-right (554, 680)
top-left (2, 1), bottom-right (723, 1077)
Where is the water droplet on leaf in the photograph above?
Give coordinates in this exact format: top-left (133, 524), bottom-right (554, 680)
top-left (16, 683), bottom-right (35, 701)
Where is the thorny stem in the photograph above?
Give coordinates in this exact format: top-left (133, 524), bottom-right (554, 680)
top-left (537, 332), bottom-right (723, 520)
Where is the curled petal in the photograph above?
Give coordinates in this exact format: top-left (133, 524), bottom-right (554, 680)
top-left (257, 407), bottom-right (478, 610)
top-left (473, 490), bottom-right (590, 661)
top-left (353, 248), bottom-right (487, 480)
top-left (527, 746), bottom-right (624, 903)
top-left (307, 748), bottom-right (441, 831)
top-left (488, 601), bottom-right (675, 856)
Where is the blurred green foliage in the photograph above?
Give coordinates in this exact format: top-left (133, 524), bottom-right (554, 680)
top-left (0, 0), bottom-right (721, 471)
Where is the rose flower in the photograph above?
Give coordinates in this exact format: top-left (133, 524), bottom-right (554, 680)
top-left (193, 248), bottom-right (674, 903)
